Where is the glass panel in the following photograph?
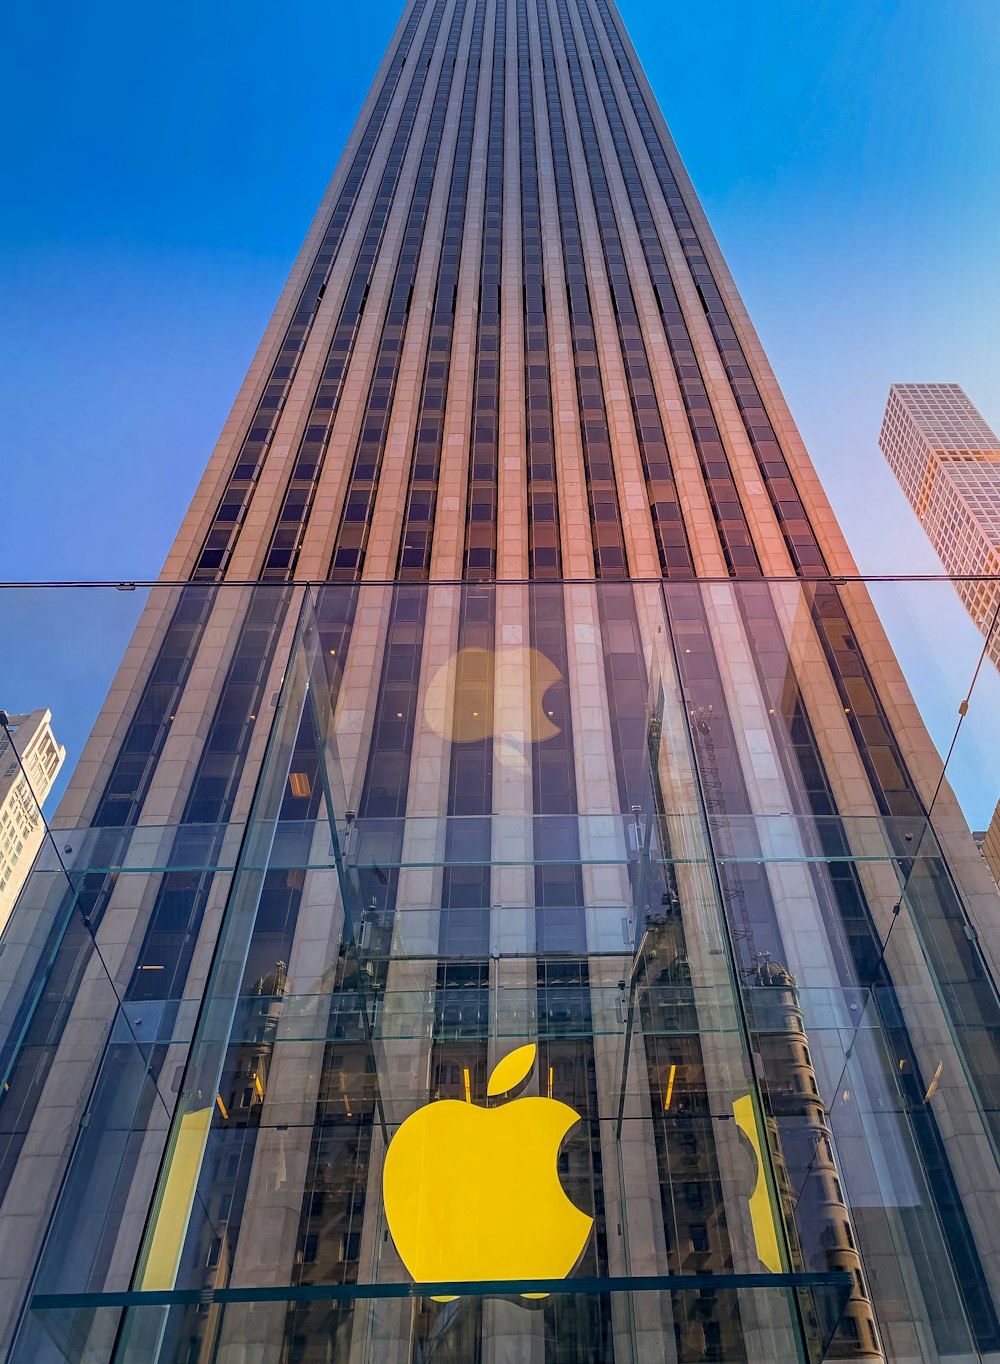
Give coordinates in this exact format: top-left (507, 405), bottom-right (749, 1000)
top-left (1, 578), bottom-right (999, 1363)
top-left (28, 1280), bottom-right (851, 1364)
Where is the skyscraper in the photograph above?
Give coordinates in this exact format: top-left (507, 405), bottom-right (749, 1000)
top-left (2, 3), bottom-right (1000, 1362)
top-left (0, 710), bottom-right (64, 933)
top-left (880, 383), bottom-right (1000, 665)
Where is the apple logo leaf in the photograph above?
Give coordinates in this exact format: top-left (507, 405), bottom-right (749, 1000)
top-left (486, 1043), bottom-right (536, 1097)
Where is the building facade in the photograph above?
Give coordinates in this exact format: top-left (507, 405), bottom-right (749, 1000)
top-left (0, 709), bottom-right (64, 933)
top-left (880, 383), bottom-right (1000, 664)
top-left (2, 3), bottom-right (1000, 1363)
top-left (980, 801), bottom-right (1000, 892)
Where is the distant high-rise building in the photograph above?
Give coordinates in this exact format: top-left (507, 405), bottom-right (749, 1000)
top-left (3, 6), bottom-right (1000, 1363)
top-left (880, 383), bottom-right (1000, 662)
top-left (0, 710), bottom-right (64, 933)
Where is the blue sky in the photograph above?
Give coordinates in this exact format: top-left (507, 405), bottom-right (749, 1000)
top-left (1, 0), bottom-right (999, 818)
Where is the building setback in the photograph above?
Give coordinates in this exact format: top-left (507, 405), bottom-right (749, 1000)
top-left (2, 3), bottom-right (1000, 1362)
top-left (880, 382), bottom-right (1000, 665)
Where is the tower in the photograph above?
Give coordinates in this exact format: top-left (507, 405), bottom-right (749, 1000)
top-left (2, 2), bottom-right (1000, 1362)
top-left (880, 382), bottom-right (1000, 666)
top-left (0, 709), bottom-right (64, 934)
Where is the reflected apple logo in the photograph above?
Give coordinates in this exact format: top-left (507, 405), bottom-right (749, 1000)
top-left (382, 1044), bottom-right (593, 1298)
top-left (422, 646), bottom-right (562, 770)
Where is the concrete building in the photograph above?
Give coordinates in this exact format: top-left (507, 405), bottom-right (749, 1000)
top-left (0, 710), bottom-right (64, 933)
top-left (2, 4), bottom-right (1000, 1362)
top-left (880, 383), bottom-right (1000, 663)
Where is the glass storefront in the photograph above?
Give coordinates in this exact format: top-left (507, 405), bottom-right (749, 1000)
top-left (1, 576), bottom-right (999, 1363)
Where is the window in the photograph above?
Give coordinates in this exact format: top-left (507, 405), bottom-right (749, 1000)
top-left (684, 1182), bottom-right (705, 1210)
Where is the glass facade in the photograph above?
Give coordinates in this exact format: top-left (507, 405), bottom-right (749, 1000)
top-left (1, 581), bottom-right (1000, 1362)
top-left (3, 0), bottom-right (1000, 1360)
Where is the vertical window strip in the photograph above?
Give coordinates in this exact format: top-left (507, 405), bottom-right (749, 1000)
top-left (571, 0), bottom-right (759, 578)
top-left (550, 0), bottom-right (695, 579)
top-left (463, 0), bottom-right (509, 581)
top-left (528, 584), bottom-right (613, 1361)
top-left (416, 585), bottom-right (496, 1351)
top-left (587, 0), bottom-right (825, 577)
top-left (530, 586), bottom-right (584, 946)
top-left (191, 0), bottom-right (433, 581)
top-left (517, 0), bottom-right (561, 579)
top-left (439, 593), bottom-right (494, 952)
top-left (530, 0), bottom-right (627, 579)
top-left (393, 5), bottom-right (493, 582)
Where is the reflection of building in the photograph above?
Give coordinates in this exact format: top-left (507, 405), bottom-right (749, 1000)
top-left (3, 4), bottom-right (1000, 1363)
top-left (879, 383), bottom-right (1000, 663)
top-left (0, 709), bottom-right (64, 933)
top-left (750, 957), bottom-right (879, 1358)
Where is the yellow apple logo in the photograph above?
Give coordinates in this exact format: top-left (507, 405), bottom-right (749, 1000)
top-left (382, 1044), bottom-right (593, 1296)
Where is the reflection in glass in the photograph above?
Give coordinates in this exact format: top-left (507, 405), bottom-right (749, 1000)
top-left (1, 579), bottom-right (999, 1363)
